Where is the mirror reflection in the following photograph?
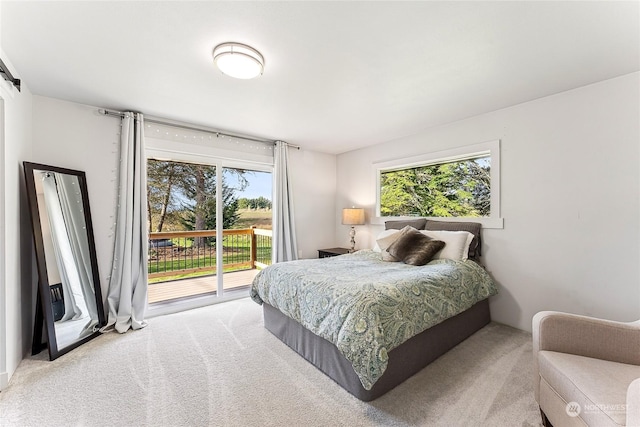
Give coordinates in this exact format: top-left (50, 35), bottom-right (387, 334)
top-left (24, 162), bottom-right (105, 359)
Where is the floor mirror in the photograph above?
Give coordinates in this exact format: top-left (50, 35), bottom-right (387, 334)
top-left (23, 162), bottom-right (106, 360)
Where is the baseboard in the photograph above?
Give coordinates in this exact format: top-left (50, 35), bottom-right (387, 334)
top-left (0, 371), bottom-right (8, 391)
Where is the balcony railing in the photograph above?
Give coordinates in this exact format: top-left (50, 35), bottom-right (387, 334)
top-left (148, 227), bottom-right (272, 282)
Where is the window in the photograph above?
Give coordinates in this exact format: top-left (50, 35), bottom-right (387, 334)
top-left (374, 140), bottom-right (503, 228)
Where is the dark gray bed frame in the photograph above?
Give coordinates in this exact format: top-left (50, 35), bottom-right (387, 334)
top-left (263, 298), bottom-right (491, 401)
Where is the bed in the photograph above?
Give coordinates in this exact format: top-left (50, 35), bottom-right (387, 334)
top-left (250, 220), bottom-right (497, 401)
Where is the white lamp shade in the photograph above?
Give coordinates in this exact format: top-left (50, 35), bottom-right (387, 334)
top-left (342, 208), bottom-right (365, 225)
top-left (213, 42), bottom-right (264, 79)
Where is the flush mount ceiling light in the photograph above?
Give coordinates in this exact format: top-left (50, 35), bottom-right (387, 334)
top-left (212, 42), bottom-right (264, 79)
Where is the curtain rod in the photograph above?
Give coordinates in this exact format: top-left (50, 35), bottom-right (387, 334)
top-left (0, 58), bottom-right (21, 92)
top-left (98, 108), bottom-right (300, 149)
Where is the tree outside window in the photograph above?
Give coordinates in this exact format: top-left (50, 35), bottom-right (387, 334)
top-left (380, 156), bottom-right (491, 218)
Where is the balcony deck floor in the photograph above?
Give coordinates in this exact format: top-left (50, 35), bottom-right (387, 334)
top-left (148, 269), bottom-right (259, 304)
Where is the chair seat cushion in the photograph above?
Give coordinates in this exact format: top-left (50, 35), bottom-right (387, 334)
top-left (539, 351), bottom-right (640, 426)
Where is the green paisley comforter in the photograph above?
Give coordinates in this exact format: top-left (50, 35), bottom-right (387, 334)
top-left (249, 250), bottom-right (498, 390)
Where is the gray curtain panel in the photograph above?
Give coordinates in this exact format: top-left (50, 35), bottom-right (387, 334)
top-left (105, 112), bottom-right (148, 333)
top-left (272, 141), bottom-right (298, 263)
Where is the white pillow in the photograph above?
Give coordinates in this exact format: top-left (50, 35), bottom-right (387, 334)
top-left (421, 230), bottom-right (474, 260)
top-left (372, 229), bottom-right (400, 252)
top-left (376, 230), bottom-right (404, 262)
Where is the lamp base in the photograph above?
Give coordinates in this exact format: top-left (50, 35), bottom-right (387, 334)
top-left (349, 226), bottom-right (356, 253)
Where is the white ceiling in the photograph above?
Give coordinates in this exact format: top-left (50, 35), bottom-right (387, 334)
top-left (2, 1), bottom-right (639, 154)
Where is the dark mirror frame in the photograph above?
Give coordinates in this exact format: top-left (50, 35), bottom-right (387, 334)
top-left (23, 161), bottom-right (106, 360)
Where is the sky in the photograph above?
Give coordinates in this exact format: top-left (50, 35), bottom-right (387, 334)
top-left (225, 169), bottom-right (272, 200)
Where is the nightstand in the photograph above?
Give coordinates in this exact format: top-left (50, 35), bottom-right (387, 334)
top-left (318, 247), bottom-right (350, 258)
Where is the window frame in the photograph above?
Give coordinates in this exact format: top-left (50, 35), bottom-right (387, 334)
top-left (373, 139), bottom-right (503, 229)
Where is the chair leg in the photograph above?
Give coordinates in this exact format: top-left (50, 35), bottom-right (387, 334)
top-left (540, 407), bottom-right (553, 427)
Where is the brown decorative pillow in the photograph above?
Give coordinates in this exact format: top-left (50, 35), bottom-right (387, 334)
top-left (387, 226), bottom-right (445, 266)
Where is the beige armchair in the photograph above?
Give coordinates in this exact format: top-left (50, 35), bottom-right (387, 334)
top-left (533, 311), bottom-right (640, 427)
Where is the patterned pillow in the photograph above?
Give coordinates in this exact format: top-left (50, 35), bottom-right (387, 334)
top-left (387, 226), bottom-right (445, 266)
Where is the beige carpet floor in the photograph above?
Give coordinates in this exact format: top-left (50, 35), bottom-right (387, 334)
top-left (0, 297), bottom-right (541, 427)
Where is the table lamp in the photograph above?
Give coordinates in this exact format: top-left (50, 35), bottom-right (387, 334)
top-left (342, 207), bottom-right (365, 253)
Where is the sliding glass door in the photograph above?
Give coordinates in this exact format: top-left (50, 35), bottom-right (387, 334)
top-left (220, 167), bottom-right (272, 292)
top-left (146, 158), bottom-right (272, 304)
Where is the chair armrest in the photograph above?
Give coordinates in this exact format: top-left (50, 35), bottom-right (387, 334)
top-left (532, 311), bottom-right (640, 404)
top-left (629, 378), bottom-right (640, 427)
top-left (533, 311), bottom-right (640, 365)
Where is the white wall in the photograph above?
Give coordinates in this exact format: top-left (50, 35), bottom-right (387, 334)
top-left (0, 51), bottom-right (33, 389)
top-left (336, 73), bottom-right (640, 332)
top-left (288, 148), bottom-right (337, 259)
